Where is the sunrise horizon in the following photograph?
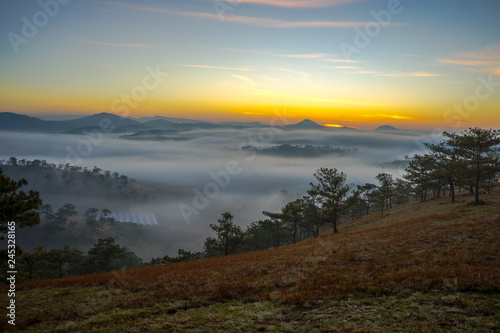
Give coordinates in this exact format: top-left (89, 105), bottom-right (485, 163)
top-left (1, 0), bottom-right (499, 131)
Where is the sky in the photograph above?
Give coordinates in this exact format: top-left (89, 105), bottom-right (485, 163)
top-left (0, 0), bottom-right (499, 129)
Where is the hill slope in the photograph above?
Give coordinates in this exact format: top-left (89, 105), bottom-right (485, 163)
top-left (3, 191), bottom-right (500, 331)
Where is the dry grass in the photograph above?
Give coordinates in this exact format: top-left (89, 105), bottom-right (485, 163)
top-left (2, 190), bottom-right (500, 331)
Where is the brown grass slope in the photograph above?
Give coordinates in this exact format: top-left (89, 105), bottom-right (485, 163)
top-left (2, 190), bottom-right (500, 331)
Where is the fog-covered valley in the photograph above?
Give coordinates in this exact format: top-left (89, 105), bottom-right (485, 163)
top-left (0, 118), bottom-right (435, 259)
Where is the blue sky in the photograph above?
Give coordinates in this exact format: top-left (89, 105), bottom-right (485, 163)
top-left (1, 0), bottom-right (499, 129)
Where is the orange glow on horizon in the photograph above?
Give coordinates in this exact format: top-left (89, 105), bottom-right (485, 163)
top-left (323, 123), bottom-right (359, 129)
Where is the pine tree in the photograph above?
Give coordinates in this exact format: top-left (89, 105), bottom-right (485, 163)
top-left (0, 169), bottom-right (42, 234)
top-left (204, 212), bottom-right (247, 257)
top-left (455, 128), bottom-right (500, 204)
top-left (312, 168), bottom-right (352, 233)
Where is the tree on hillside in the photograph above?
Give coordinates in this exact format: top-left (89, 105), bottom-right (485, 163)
top-left (375, 173), bottom-right (395, 215)
top-left (86, 237), bottom-right (141, 272)
top-left (262, 210), bottom-right (289, 248)
top-left (46, 246), bottom-right (84, 278)
top-left (404, 154), bottom-right (435, 201)
top-left (280, 201), bottom-right (303, 244)
top-left (357, 183), bottom-right (378, 215)
top-left (18, 246), bottom-right (46, 281)
top-left (153, 249), bottom-right (202, 265)
top-left (312, 168), bottom-right (352, 233)
top-left (0, 169), bottom-right (42, 234)
top-left (393, 178), bottom-right (412, 205)
top-left (84, 208), bottom-right (100, 228)
top-left (453, 128), bottom-right (500, 204)
top-left (204, 212), bottom-right (247, 257)
top-left (425, 139), bottom-right (464, 203)
top-left (301, 189), bottom-right (324, 237)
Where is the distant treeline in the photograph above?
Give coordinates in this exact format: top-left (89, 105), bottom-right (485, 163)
top-left (0, 157), bottom-right (166, 202)
top-left (0, 237), bottom-right (142, 283)
top-left (241, 144), bottom-right (354, 157)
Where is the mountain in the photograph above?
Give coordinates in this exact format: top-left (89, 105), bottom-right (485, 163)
top-left (65, 112), bottom-right (150, 133)
top-left (135, 116), bottom-right (265, 128)
top-left (13, 189), bottom-right (500, 331)
top-left (0, 112), bottom-right (70, 133)
top-left (134, 115), bottom-right (201, 124)
top-left (36, 114), bottom-right (88, 121)
top-left (66, 112), bottom-right (140, 128)
top-left (215, 121), bottom-right (265, 127)
top-left (142, 119), bottom-right (179, 130)
top-left (374, 125), bottom-right (400, 131)
top-left (0, 112), bottom-right (153, 134)
top-left (284, 119), bottom-right (325, 130)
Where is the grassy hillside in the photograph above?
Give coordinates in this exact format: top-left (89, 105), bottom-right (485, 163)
top-left (2, 190), bottom-right (500, 332)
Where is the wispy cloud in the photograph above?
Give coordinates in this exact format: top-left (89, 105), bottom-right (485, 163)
top-left (322, 65), bottom-right (360, 69)
top-left (437, 59), bottom-right (499, 67)
top-left (233, 75), bottom-right (256, 86)
top-left (255, 75), bottom-right (281, 83)
top-left (269, 66), bottom-right (312, 84)
top-left (407, 72), bottom-right (442, 77)
top-left (379, 72), bottom-right (443, 77)
top-left (352, 70), bottom-right (380, 75)
top-left (224, 48), bottom-right (267, 54)
top-left (106, 3), bottom-right (374, 28)
top-left (276, 53), bottom-right (335, 59)
top-left (323, 58), bottom-right (360, 63)
top-left (178, 64), bottom-right (253, 71)
top-left (362, 114), bottom-right (437, 120)
top-left (341, 69), bottom-right (442, 77)
top-left (437, 44), bottom-right (500, 73)
top-left (75, 39), bottom-right (161, 49)
top-left (206, 0), bottom-right (363, 8)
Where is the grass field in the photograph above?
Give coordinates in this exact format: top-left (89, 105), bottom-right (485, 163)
top-left (2, 190), bottom-right (500, 332)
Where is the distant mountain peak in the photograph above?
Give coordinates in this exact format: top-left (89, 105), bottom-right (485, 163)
top-left (374, 125), bottom-right (400, 131)
top-left (298, 119), bottom-right (317, 124)
top-left (285, 119), bottom-right (324, 130)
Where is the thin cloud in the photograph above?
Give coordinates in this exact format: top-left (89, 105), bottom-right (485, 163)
top-left (276, 53), bottom-right (336, 59)
top-left (323, 58), bottom-right (360, 63)
top-left (322, 65), bottom-right (360, 69)
top-left (342, 69), bottom-right (442, 77)
top-left (437, 59), bottom-right (499, 67)
top-left (224, 48), bottom-right (267, 54)
top-left (178, 64), bottom-right (253, 71)
top-left (75, 39), bottom-right (161, 49)
top-left (351, 70), bottom-right (380, 74)
top-left (379, 72), bottom-right (443, 77)
top-left (255, 75), bottom-right (281, 83)
top-left (269, 66), bottom-right (312, 83)
top-left (436, 45), bottom-right (500, 73)
top-left (106, 3), bottom-right (373, 28)
top-left (233, 75), bottom-right (256, 86)
top-left (208, 0), bottom-right (363, 8)
top-left (361, 114), bottom-right (437, 120)
top-left (407, 72), bottom-right (442, 77)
